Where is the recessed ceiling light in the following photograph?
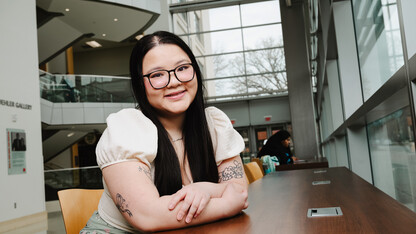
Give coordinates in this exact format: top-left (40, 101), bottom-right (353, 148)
top-left (65, 8), bottom-right (70, 12)
top-left (85, 41), bottom-right (102, 48)
top-left (102, 33), bottom-right (106, 37)
top-left (114, 18), bottom-right (118, 22)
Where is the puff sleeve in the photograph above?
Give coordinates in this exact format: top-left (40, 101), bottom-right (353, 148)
top-left (205, 106), bottom-right (245, 165)
top-left (96, 108), bottom-right (158, 169)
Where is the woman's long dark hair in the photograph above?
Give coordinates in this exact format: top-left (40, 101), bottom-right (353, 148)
top-left (129, 31), bottom-right (219, 196)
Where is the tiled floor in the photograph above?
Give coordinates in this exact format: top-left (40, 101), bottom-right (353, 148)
top-left (46, 211), bottom-right (66, 234)
top-left (3, 202), bottom-right (66, 234)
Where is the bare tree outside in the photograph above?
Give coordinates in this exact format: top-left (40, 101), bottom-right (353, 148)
top-left (212, 37), bottom-right (286, 97)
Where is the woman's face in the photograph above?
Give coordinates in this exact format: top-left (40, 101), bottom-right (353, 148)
top-left (142, 44), bottom-right (198, 117)
top-left (281, 137), bottom-right (291, 148)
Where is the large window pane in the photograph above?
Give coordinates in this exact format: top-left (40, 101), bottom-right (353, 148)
top-left (201, 29), bottom-right (243, 54)
top-left (171, 1), bottom-right (286, 101)
top-left (203, 5), bottom-right (241, 31)
top-left (352, 0), bottom-right (404, 100)
top-left (367, 107), bottom-right (416, 212)
top-left (246, 73), bottom-right (287, 93)
top-left (243, 24), bottom-right (283, 50)
top-left (201, 53), bottom-right (245, 79)
top-left (172, 13), bottom-right (189, 34)
top-left (245, 48), bottom-right (285, 75)
top-left (241, 0), bottom-right (281, 26)
top-left (204, 77), bottom-right (247, 97)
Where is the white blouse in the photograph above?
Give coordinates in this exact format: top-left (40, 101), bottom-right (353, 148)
top-left (96, 106), bottom-right (244, 232)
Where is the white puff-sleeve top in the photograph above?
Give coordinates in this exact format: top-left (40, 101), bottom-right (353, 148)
top-left (96, 106), bottom-right (244, 232)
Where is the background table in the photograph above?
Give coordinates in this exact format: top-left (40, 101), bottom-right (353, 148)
top-left (161, 167), bottom-right (416, 233)
top-left (275, 157), bottom-right (328, 171)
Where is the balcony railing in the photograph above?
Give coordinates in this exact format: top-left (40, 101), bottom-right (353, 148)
top-left (44, 166), bottom-right (103, 201)
top-left (39, 70), bottom-right (135, 103)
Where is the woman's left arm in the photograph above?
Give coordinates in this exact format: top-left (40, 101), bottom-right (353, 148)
top-left (169, 156), bottom-right (248, 223)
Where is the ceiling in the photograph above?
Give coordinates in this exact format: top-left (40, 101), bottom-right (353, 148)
top-left (36, 0), bottom-right (160, 52)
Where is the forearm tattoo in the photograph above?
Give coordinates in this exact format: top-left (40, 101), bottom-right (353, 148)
top-left (116, 193), bottom-right (133, 217)
top-left (219, 160), bottom-right (244, 182)
top-left (138, 166), bottom-right (152, 180)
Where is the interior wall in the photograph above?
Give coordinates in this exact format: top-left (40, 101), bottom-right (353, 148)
top-left (210, 96), bottom-right (291, 128)
top-left (47, 52), bottom-right (67, 74)
top-left (0, 0), bottom-right (45, 223)
top-left (73, 45), bottom-right (134, 76)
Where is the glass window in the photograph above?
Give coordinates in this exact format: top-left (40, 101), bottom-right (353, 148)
top-left (367, 107), bottom-right (416, 212)
top-left (241, 0), bottom-right (281, 26)
top-left (236, 128), bottom-right (251, 157)
top-left (201, 53), bottom-right (245, 79)
top-left (246, 73), bottom-right (287, 93)
top-left (173, 13), bottom-right (189, 34)
top-left (193, 12), bottom-right (203, 43)
top-left (242, 24), bottom-right (283, 50)
top-left (204, 77), bottom-right (247, 97)
top-left (200, 29), bottom-right (243, 54)
top-left (203, 5), bottom-right (241, 31)
top-left (245, 48), bottom-right (286, 75)
top-left (352, 0), bottom-right (404, 100)
top-left (172, 1), bottom-right (286, 100)
top-left (255, 127), bottom-right (268, 153)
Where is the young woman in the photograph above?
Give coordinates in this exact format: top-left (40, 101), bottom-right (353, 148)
top-left (81, 31), bottom-right (248, 233)
top-left (257, 130), bottom-right (297, 164)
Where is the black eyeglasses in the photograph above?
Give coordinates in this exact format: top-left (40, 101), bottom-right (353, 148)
top-left (143, 63), bottom-right (195, 89)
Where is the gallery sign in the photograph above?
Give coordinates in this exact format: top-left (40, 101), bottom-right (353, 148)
top-left (0, 98), bottom-right (32, 110)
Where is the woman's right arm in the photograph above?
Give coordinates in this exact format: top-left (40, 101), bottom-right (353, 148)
top-left (102, 160), bottom-right (247, 232)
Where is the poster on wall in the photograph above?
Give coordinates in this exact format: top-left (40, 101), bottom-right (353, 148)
top-left (7, 128), bottom-right (27, 175)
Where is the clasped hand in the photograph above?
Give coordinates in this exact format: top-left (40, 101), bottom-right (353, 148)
top-left (168, 182), bottom-right (248, 224)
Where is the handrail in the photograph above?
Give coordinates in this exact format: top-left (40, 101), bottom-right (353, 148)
top-left (44, 165), bottom-right (100, 173)
top-left (39, 70), bottom-right (134, 103)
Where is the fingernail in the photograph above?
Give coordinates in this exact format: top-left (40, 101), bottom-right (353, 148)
top-left (168, 204), bottom-right (173, 209)
top-left (177, 213), bottom-right (183, 220)
top-left (186, 217), bottom-right (191, 223)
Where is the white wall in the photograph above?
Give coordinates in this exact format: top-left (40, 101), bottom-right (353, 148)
top-left (0, 0), bottom-right (46, 224)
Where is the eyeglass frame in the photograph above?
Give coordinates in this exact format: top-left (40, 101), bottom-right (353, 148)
top-left (142, 63), bottom-right (196, 90)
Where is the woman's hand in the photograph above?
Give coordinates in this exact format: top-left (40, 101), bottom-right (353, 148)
top-left (168, 183), bottom-right (213, 223)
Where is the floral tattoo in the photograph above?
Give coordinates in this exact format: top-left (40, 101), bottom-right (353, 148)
top-left (116, 193), bottom-right (133, 217)
top-left (219, 160), bottom-right (244, 182)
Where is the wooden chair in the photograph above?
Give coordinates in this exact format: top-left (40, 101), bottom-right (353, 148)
top-left (243, 162), bottom-right (264, 184)
top-left (251, 158), bottom-right (265, 176)
top-left (57, 189), bottom-right (104, 234)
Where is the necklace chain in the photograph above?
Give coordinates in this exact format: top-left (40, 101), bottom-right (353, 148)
top-left (171, 137), bottom-right (183, 142)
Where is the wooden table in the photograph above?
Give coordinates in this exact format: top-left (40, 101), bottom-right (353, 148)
top-left (160, 167), bottom-right (416, 233)
top-left (275, 157), bottom-right (328, 171)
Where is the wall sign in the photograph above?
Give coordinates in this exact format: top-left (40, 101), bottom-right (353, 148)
top-left (0, 98), bottom-right (32, 110)
top-left (7, 129), bottom-right (27, 175)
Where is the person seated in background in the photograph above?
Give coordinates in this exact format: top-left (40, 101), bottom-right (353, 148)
top-left (257, 130), bottom-right (297, 164)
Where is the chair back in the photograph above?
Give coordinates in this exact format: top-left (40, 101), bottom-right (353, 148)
top-left (244, 162), bottom-right (264, 183)
top-left (58, 189), bottom-right (104, 234)
top-left (251, 158), bottom-right (265, 176)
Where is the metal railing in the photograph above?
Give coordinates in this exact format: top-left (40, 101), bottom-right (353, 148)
top-left (44, 166), bottom-right (103, 201)
top-left (39, 70), bottom-right (135, 103)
